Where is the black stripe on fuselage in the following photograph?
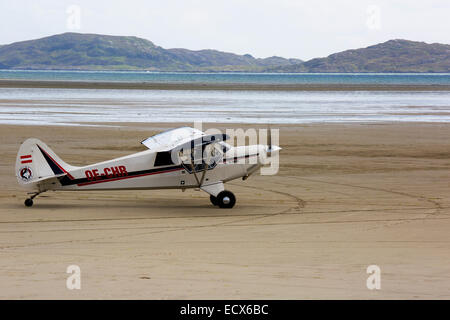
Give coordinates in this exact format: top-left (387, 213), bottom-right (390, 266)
top-left (37, 145), bottom-right (65, 175)
top-left (57, 165), bottom-right (184, 186)
top-left (223, 153), bottom-right (259, 163)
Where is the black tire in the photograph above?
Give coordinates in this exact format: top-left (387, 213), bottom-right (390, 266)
top-left (210, 195), bottom-right (219, 206)
top-left (24, 198), bottom-right (33, 207)
top-left (216, 190), bottom-right (236, 209)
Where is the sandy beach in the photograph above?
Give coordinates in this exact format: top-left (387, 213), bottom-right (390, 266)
top-left (0, 122), bottom-right (449, 299)
top-left (1, 79), bottom-right (450, 91)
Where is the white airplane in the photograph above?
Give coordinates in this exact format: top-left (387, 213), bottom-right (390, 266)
top-left (15, 127), bottom-right (280, 209)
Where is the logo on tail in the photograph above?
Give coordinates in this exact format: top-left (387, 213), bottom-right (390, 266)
top-left (19, 166), bottom-right (33, 182)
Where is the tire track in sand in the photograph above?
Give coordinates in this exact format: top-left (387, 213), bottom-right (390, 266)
top-left (288, 176), bottom-right (444, 215)
top-left (0, 183), bottom-right (301, 250)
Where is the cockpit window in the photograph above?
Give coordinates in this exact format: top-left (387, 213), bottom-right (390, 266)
top-left (154, 151), bottom-right (175, 166)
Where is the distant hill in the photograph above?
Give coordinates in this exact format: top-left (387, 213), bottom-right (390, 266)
top-left (268, 40), bottom-right (450, 73)
top-left (0, 33), bottom-right (302, 71)
top-left (0, 34), bottom-right (448, 72)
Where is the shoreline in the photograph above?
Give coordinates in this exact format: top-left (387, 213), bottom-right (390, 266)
top-left (1, 79), bottom-right (450, 91)
top-left (2, 121), bottom-right (450, 129)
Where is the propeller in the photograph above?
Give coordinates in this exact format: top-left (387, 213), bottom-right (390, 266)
top-left (266, 126), bottom-right (281, 154)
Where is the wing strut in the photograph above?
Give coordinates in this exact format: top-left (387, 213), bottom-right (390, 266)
top-left (188, 156), bottom-right (208, 188)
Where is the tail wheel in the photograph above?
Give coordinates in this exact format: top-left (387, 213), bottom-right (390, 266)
top-left (210, 195), bottom-right (219, 206)
top-left (216, 190), bottom-right (236, 209)
top-left (24, 198), bottom-right (33, 207)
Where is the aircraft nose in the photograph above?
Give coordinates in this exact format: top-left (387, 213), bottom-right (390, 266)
top-left (266, 145), bottom-right (282, 153)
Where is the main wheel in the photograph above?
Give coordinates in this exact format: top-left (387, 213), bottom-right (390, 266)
top-left (216, 191), bottom-right (236, 209)
top-left (210, 195), bottom-right (219, 206)
top-left (24, 198), bottom-right (33, 207)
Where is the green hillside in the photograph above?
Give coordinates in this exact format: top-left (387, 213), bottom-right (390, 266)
top-left (268, 40), bottom-right (450, 73)
top-left (0, 34), bottom-right (448, 72)
top-left (0, 33), bottom-right (301, 71)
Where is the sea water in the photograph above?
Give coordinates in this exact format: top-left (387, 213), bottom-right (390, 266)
top-left (0, 71), bottom-right (449, 125)
top-left (1, 70), bottom-right (450, 85)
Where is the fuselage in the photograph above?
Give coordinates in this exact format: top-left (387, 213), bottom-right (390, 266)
top-left (48, 145), bottom-right (265, 191)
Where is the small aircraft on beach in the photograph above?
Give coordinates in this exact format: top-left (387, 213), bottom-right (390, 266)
top-left (15, 127), bottom-right (280, 208)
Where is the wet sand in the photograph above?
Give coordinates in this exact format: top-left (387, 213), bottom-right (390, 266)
top-left (0, 122), bottom-right (449, 299)
top-left (1, 79), bottom-right (449, 91)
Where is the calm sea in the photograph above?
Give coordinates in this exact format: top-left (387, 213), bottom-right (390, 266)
top-left (0, 71), bottom-right (449, 125)
top-left (1, 70), bottom-right (450, 85)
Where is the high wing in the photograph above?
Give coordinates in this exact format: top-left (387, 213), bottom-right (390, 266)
top-left (173, 133), bottom-right (229, 152)
top-left (141, 127), bottom-right (229, 153)
top-left (141, 127), bottom-right (204, 152)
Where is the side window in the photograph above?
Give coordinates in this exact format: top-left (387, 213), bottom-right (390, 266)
top-left (154, 151), bottom-right (175, 166)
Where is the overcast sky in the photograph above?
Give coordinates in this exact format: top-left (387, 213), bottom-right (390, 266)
top-left (0, 0), bottom-right (448, 60)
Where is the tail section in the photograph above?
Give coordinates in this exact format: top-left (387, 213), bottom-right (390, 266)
top-left (15, 138), bottom-right (78, 189)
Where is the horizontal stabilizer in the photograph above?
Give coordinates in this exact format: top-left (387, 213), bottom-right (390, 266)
top-left (22, 173), bottom-right (67, 185)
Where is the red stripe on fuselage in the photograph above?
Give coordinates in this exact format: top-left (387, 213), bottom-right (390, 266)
top-left (21, 159), bottom-right (32, 164)
top-left (20, 155), bottom-right (32, 159)
top-left (76, 167), bottom-right (183, 187)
